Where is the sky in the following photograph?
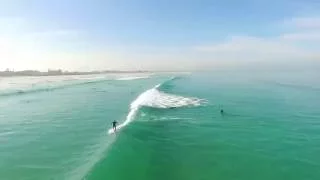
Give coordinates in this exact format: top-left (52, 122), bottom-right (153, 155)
top-left (0, 0), bottom-right (320, 71)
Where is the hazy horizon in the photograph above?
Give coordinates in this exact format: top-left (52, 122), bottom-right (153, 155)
top-left (1, 0), bottom-right (320, 71)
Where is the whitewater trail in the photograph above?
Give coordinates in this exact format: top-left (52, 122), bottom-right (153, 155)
top-left (108, 83), bottom-right (205, 134)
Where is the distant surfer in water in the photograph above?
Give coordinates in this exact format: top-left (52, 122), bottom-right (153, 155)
top-left (219, 105), bottom-right (224, 115)
top-left (112, 120), bottom-right (118, 132)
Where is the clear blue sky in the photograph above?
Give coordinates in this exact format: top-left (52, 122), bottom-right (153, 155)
top-left (1, 0), bottom-right (320, 71)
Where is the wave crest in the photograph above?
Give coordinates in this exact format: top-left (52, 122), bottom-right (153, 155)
top-left (131, 85), bottom-right (203, 109)
top-left (117, 76), bottom-right (149, 81)
top-left (108, 83), bottom-right (205, 134)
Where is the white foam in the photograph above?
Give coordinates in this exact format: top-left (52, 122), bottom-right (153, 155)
top-left (108, 84), bottom-right (205, 134)
top-left (117, 76), bottom-right (149, 81)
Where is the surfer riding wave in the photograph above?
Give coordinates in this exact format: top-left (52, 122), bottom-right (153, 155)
top-left (107, 80), bottom-right (206, 134)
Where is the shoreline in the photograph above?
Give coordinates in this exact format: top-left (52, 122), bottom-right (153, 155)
top-left (0, 71), bottom-right (150, 77)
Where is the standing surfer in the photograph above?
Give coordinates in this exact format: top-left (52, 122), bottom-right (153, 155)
top-left (112, 120), bottom-right (118, 132)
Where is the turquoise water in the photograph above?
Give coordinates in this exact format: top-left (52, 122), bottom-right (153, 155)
top-left (0, 72), bottom-right (319, 180)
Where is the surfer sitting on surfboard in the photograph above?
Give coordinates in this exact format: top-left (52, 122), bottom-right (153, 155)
top-left (112, 120), bottom-right (118, 132)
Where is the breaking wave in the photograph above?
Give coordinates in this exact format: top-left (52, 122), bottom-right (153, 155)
top-left (116, 76), bottom-right (150, 81)
top-left (108, 80), bottom-right (206, 134)
top-left (0, 75), bottom-right (151, 97)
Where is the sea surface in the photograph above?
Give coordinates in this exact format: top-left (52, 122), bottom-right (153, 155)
top-left (0, 72), bottom-right (319, 180)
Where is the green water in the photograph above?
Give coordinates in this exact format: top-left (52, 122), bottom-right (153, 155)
top-left (0, 72), bottom-right (319, 180)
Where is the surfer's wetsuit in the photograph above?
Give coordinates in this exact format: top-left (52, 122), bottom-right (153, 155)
top-left (112, 121), bottom-right (117, 131)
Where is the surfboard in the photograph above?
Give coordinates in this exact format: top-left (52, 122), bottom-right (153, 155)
top-left (108, 124), bottom-right (125, 135)
top-left (108, 128), bottom-right (116, 134)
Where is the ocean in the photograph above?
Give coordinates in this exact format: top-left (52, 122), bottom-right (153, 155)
top-left (0, 72), bottom-right (319, 180)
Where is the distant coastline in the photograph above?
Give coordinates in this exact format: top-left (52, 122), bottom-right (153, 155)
top-left (0, 69), bottom-right (149, 77)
